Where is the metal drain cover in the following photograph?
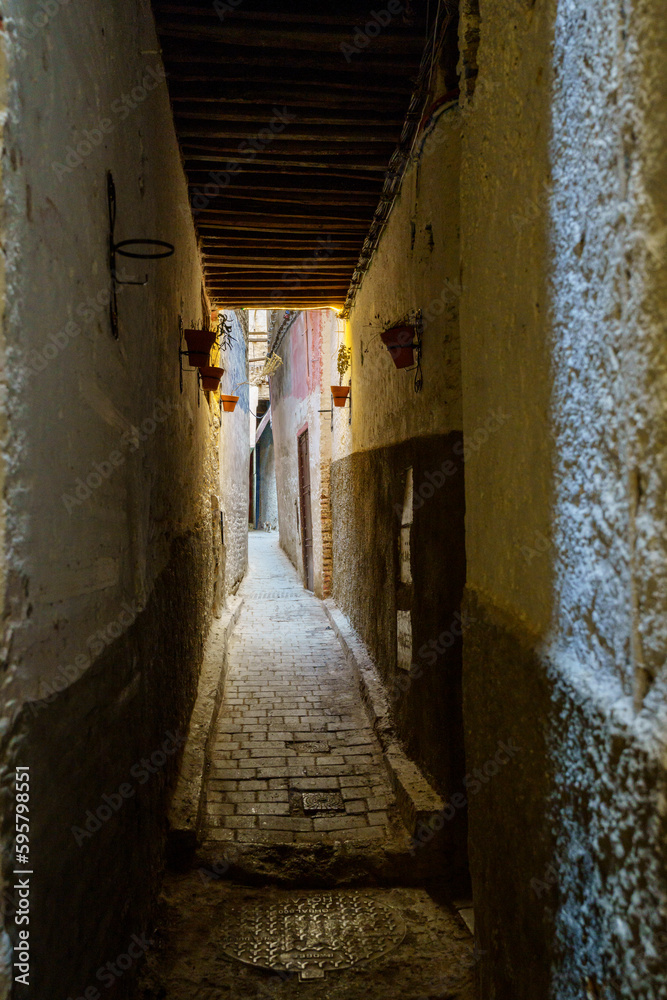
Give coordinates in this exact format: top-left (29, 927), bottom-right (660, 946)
top-left (218, 892), bottom-right (406, 981)
top-left (302, 791), bottom-right (344, 812)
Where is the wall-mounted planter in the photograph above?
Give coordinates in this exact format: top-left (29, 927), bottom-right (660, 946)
top-left (185, 328), bottom-right (216, 368)
top-left (200, 366), bottom-right (225, 391)
top-left (331, 386), bottom-right (351, 407)
top-left (381, 326), bottom-right (416, 370)
top-left (220, 394), bottom-right (239, 412)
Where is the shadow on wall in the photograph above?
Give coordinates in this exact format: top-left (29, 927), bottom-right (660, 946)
top-left (331, 433), bottom-right (467, 881)
top-left (2, 534), bottom-right (210, 999)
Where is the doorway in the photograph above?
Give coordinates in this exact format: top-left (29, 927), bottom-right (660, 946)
top-left (297, 428), bottom-right (314, 591)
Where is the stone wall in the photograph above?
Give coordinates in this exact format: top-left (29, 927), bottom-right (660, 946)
top-left (460, 1), bottom-right (667, 996)
top-left (0, 1), bottom-right (225, 996)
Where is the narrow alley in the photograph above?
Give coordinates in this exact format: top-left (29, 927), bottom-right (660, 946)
top-left (2, 2), bottom-right (667, 999)
top-left (205, 532), bottom-right (400, 853)
top-left (138, 533), bottom-right (477, 999)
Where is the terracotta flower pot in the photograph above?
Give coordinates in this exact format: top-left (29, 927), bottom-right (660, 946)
top-left (381, 326), bottom-right (415, 369)
top-left (200, 366), bottom-right (225, 391)
top-left (220, 394), bottom-right (239, 412)
top-left (185, 328), bottom-right (216, 368)
top-left (331, 385), bottom-right (351, 408)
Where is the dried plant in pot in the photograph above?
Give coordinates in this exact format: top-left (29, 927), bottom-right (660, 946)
top-left (331, 344), bottom-right (352, 406)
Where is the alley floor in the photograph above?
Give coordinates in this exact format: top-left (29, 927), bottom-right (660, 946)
top-left (137, 532), bottom-right (477, 999)
top-left (204, 531), bottom-right (400, 849)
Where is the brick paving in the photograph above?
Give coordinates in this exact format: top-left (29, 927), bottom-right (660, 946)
top-left (204, 531), bottom-right (399, 846)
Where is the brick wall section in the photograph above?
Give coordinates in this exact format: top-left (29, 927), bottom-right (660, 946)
top-left (320, 460), bottom-right (333, 598)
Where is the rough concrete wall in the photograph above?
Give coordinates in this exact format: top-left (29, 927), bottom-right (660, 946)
top-left (0, 1), bottom-right (222, 996)
top-left (270, 309), bottom-right (336, 597)
top-left (460, 1), bottom-right (667, 997)
top-left (218, 310), bottom-right (249, 596)
top-left (330, 106), bottom-right (464, 805)
top-left (331, 437), bottom-right (466, 857)
top-left (334, 109), bottom-right (462, 462)
top-left (257, 424), bottom-right (278, 530)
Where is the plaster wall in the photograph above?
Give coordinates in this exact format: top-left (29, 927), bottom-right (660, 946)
top-left (460, 1), bottom-right (667, 996)
top-left (257, 423), bottom-right (278, 530)
top-left (329, 105), bottom-right (466, 805)
top-left (0, 1), bottom-right (226, 995)
top-left (334, 107), bottom-right (463, 463)
top-left (218, 310), bottom-right (249, 596)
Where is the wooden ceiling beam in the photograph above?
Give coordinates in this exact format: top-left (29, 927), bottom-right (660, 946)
top-left (174, 122), bottom-right (402, 144)
top-left (188, 174), bottom-right (381, 193)
top-left (169, 83), bottom-right (409, 107)
top-left (166, 70), bottom-right (413, 93)
top-left (196, 207), bottom-right (373, 224)
top-left (200, 250), bottom-right (359, 261)
top-left (200, 235), bottom-right (364, 247)
top-left (152, 2), bottom-right (427, 26)
top-left (174, 105), bottom-right (405, 128)
top-left (184, 153), bottom-right (389, 171)
top-left (194, 191), bottom-right (378, 208)
top-left (157, 22), bottom-right (425, 54)
top-left (182, 142), bottom-right (394, 161)
top-left (160, 43), bottom-right (419, 74)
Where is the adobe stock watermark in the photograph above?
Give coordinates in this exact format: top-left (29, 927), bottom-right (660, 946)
top-left (27, 269), bottom-right (137, 373)
top-left (14, 0), bottom-right (73, 53)
top-left (186, 107), bottom-right (296, 219)
top-left (520, 530), bottom-right (553, 565)
top-left (422, 277), bottom-right (462, 328)
top-left (51, 65), bottom-right (166, 181)
top-left (393, 409), bottom-right (511, 519)
top-left (414, 943), bottom-right (486, 999)
top-left (340, 2), bottom-right (404, 62)
top-left (197, 857), bottom-right (231, 884)
top-left (387, 611), bottom-right (476, 704)
top-left (71, 731), bottom-right (186, 846)
top-left (61, 397), bottom-right (179, 515)
top-left (213, 0), bottom-right (244, 20)
top-left (270, 237), bottom-right (343, 299)
top-left (66, 933), bottom-right (154, 1000)
top-left (409, 739), bottom-right (521, 855)
top-left (28, 597), bottom-right (145, 716)
top-left (531, 861), bottom-right (558, 899)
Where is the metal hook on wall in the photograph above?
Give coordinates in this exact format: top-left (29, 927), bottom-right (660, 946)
top-left (107, 171), bottom-right (175, 339)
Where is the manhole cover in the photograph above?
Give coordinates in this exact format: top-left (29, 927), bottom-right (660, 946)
top-left (302, 792), bottom-right (344, 813)
top-left (218, 892), bottom-right (406, 981)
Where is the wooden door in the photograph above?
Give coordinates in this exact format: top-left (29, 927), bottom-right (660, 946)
top-left (297, 429), bottom-right (314, 591)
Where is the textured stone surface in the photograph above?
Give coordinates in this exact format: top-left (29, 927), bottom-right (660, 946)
top-left (330, 436), bottom-right (466, 823)
top-left (5, 536), bottom-right (213, 1000)
top-left (168, 597), bottom-right (243, 849)
top-left (460, 1), bottom-right (667, 996)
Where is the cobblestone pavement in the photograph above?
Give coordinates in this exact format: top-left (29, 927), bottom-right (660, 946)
top-left (204, 531), bottom-right (403, 847)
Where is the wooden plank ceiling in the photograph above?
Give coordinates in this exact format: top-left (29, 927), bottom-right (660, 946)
top-left (151, 1), bottom-right (435, 309)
